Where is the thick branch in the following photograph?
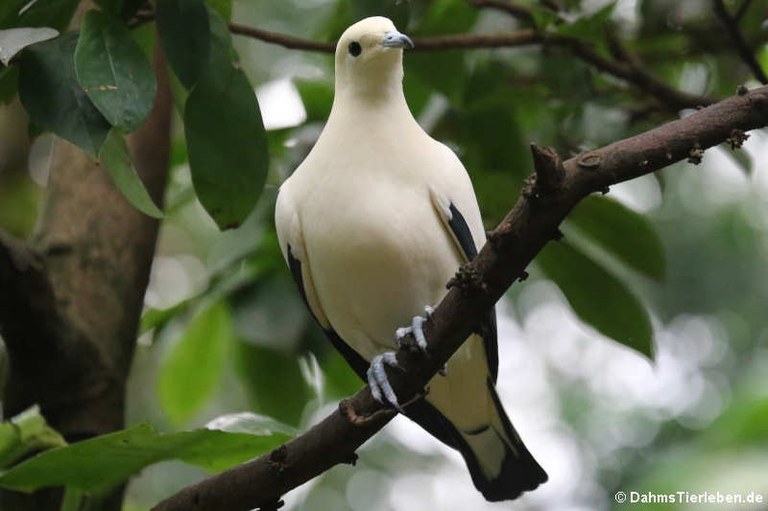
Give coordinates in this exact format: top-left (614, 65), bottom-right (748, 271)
top-left (152, 85), bottom-right (768, 511)
top-left (713, 0), bottom-right (768, 84)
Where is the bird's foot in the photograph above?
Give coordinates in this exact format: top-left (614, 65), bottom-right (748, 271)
top-left (395, 305), bottom-right (434, 353)
top-left (367, 352), bottom-right (403, 411)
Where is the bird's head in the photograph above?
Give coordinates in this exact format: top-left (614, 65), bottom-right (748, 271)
top-left (334, 17), bottom-right (414, 100)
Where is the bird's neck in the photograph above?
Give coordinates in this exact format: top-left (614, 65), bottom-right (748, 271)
top-left (334, 66), bottom-right (406, 105)
top-left (329, 73), bottom-right (418, 131)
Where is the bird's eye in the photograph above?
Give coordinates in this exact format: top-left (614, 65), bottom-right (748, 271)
top-left (348, 41), bottom-right (362, 57)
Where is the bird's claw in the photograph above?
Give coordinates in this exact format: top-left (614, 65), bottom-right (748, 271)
top-left (367, 352), bottom-right (403, 411)
top-left (395, 306), bottom-right (434, 353)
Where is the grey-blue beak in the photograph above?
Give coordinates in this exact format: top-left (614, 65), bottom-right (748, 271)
top-left (381, 30), bottom-right (414, 49)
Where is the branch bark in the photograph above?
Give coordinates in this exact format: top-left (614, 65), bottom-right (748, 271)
top-left (152, 84), bottom-right (768, 511)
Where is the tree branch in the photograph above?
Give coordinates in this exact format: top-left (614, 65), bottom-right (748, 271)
top-left (132, 9), bottom-right (715, 111)
top-left (548, 33), bottom-right (715, 110)
top-left (226, 21), bottom-right (335, 52)
top-left (713, 0), bottom-right (768, 84)
top-left (151, 84), bottom-right (768, 511)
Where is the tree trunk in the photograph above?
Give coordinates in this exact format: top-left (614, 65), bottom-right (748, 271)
top-left (0, 43), bottom-right (171, 511)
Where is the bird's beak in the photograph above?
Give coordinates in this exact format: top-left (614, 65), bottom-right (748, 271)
top-left (380, 30), bottom-right (414, 49)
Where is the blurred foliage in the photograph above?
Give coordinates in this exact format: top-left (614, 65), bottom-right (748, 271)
top-left (0, 0), bottom-right (767, 509)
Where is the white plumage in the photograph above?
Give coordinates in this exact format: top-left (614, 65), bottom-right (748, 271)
top-left (275, 16), bottom-right (546, 501)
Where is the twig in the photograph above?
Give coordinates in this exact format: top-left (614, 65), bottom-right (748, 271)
top-left (151, 83), bottom-right (768, 511)
top-left (228, 22), bottom-right (334, 52)
top-left (529, 143), bottom-right (565, 195)
top-left (713, 0), bottom-right (768, 84)
top-left (412, 30), bottom-right (540, 50)
top-left (548, 34), bottom-right (715, 110)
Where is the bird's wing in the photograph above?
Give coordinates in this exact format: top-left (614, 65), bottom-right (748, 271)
top-left (275, 186), bottom-right (370, 378)
top-left (429, 186), bottom-right (499, 381)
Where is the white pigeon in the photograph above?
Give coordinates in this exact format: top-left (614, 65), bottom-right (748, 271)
top-left (275, 16), bottom-right (547, 501)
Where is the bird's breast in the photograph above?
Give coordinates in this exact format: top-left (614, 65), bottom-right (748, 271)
top-left (300, 173), bottom-right (459, 355)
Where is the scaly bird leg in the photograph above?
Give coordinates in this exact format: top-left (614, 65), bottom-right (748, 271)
top-left (367, 352), bottom-right (403, 411)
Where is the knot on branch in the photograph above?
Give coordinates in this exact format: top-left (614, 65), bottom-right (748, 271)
top-left (727, 129), bottom-right (749, 149)
top-left (527, 143), bottom-right (565, 199)
top-left (687, 144), bottom-right (704, 165)
top-left (447, 264), bottom-right (488, 294)
top-left (576, 151), bottom-right (602, 169)
top-left (737, 84), bottom-right (749, 95)
top-left (339, 398), bottom-right (392, 426)
top-left (485, 226), bottom-right (519, 252)
top-left (268, 445), bottom-right (289, 477)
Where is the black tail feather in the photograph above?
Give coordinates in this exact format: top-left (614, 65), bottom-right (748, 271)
top-left (403, 379), bottom-right (547, 502)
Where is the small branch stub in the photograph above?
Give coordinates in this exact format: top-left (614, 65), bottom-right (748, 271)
top-left (447, 264), bottom-right (487, 294)
top-left (529, 143), bottom-right (566, 196)
top-left (688, 144), bottom-right (704, 165)
top-left (727, 128), bottom-right (749, 149)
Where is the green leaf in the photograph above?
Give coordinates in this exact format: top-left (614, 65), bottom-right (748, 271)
top-left (157, 301), bottom-right (231, 426)
top-left (19, 33), bottom-right (111, 157)
top-left (205, 412), bottom-right (297, 437)
top-left (0, 0), bottom-right (27, 29)
top-left (75, 10), bottom-right (157, 133)
top-left (60, 488), bottom-right (86, 511)
top-left (98, 130), bottom-right (163, 218)
top-left (139, 300), bottom-right (191, 336)
top-left (416, 0), bottom-right (478, 35)
top-left (294, 79), bottom-right (333, 123)
top-left (703, 386), bottom-right (768, 448)
top-left (530, 4), bottom-right (559, 29)
top-left (234, 342), bottom-right (311, 427)
top-left (13, 0), bottom-right (79, 32)
top-left (0, 406), bottom-right (67, 469)
top-left (0, 27), bottom-right (59, 66)
top-left (537, 240), bottom-right (653, 358)
top-left (567, 196), bottom-right (666, 280)
top-left (204, 0), bottom-right (232, 21)
top-left (0, 423), bottom-right (292, 493)
top-left (156, 0), bottom-right (210, 89)
top-left (556, 2), bottom-right (616, 46)
top-left (184, 10), bottom-right (268, 230)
